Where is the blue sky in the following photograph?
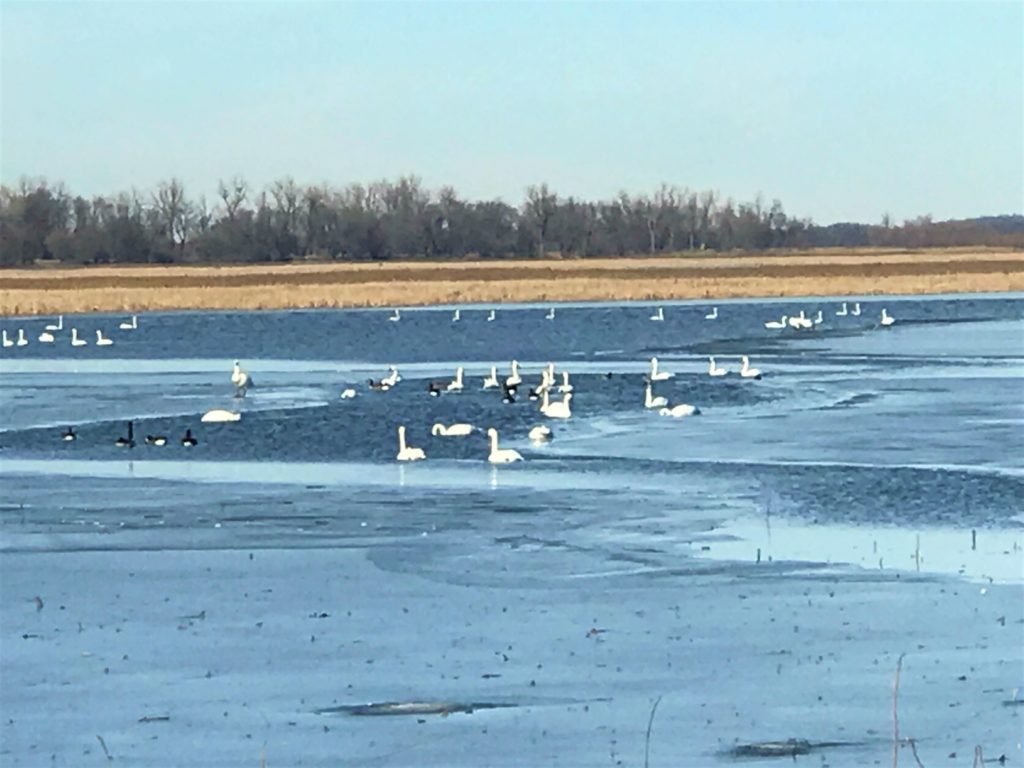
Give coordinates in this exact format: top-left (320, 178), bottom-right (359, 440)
top-left (2, 1), bottom-right (1021, 223)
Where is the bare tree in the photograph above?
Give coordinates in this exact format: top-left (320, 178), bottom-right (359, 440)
top-left (524, 184), bottom-right (557, 258)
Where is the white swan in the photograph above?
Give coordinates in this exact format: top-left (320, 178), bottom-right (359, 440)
top-left (231, 360), bottom-right (253, 396)
top-left (396, 425), bottom-right (425, 461)
top-left (432, 422), bottom-right (474, 437)
top-left (382, 366), bottom-right (401, 387)
top-left (836, 302), bottom-right (848, 317)
top-left (812, 310), bottom-right (823, 325)
top-left (1, 331), bottom-right (12, 348)
top-left (541, 390), bottom-right (573, 419)
top-left (38, 330), bottom-right (54, 343)
top-left (650, 307), bottom-right (664, 322)
top-left (487, 428), bottom-right (523, 464)
top-left (389, 308), bottom-right (401, 322)
top-left (644, 381), bottom-right (667, 409)
top-left (340, 388), bottom-right (357, 399)
top-left (705, 307), bottom-right (718, 320)
top-left (201, 409), bottom-right (242, 423)
top-left (880, 308), bottom-right (895, 327)
top-left (95, 330), bottom-right (113, 346)
top-left (788, 310), bottom-right (812, 330)
top-left (16, 329), bottom-right (28, 347)
top-left (483, 366), bottom-right (500, 389)
top-left (659, 403), bottom-right (700, 418)
top-left (649, 357), bottom-right (673, 381)
top-left (70, 328), bottom-right (87, 347)
top-left (505, 360), bottom-right (522, 387)
top-left (452, 308), bottom-right (460, 322)
top-left (446, 366), bottom-right (464, 392)
top-left (118, 315), bottom-right (138, 331)
top-left (740, 355), bottom-right (762, 379)
top-left (487, 309), bottom-right (496, 322)
top-left (545, 307), bottom-right (556, 320)
top-left (708, 356), bottom-right (727, 377)
top-left (558, 371), bottom-right (573, 393)
top-left (46, 315), bottom-right (63, 331)
top-left (529, 425), bottom-right (553, 442)
top-left (851, 302), bottom-right (861, 316)
top-left (765, 315), bottom-right (788, 330)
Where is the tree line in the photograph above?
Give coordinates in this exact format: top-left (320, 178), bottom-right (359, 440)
top-left (1, 176), bottom-right (1020, 267)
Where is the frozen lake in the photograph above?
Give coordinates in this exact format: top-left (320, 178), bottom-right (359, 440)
top-left (1, 294), bottom-right (1022, 766)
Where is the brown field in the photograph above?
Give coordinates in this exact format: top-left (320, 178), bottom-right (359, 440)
top-left (2, 247), bottom-right (1022, 316)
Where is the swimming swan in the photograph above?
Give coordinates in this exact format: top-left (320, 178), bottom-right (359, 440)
top-left (70, 328), bottom-right (87, 347)
top-left (545, 307), bottom-right (556, 320)
top-left (708, 357), bottom-right (727, 377)
top-left (644, 381), bottom-right (667, 408)
top-left (543, 391), bottom-right (573, 419)
top-left (382, 366), bottom-right (401, 387)
top-left (432, 423), bottom-right (474, 437)
top-left (650, 307), bottom-right (664, 322)
top-left (46, 316), bottom-right (64, 331)
top-left (340, 389), bottom-right (357, 399)
top-left (483, 366), bottom-right (500, 389)
top-left (880, 308), bottom-right (895, 327)
top-left (659, 403), bottom-right (700, 418)
top-left (487, 428), bottom-right (523, 464)
top-left (558, 371), bottom-right (573, 393)
top-left (95, 330), bottom-right (113, 346)
top-left (1, 331), bottom-right (12, 348)
top-left (529, 425), bottom-right (553, 442)
top-left (740, 355), bottom-right (762, 379)
top-left (16, 329), bottom-right (28, 347)
top-left (487, 309), bottom-right (496, 322)
top-left (231, 360), bottom-right (253, 397)
top-left (851, 302), bottom-right (861, 316)
top-left (705, 307), bottom-right (718, 320)
top-left (505, 360), bottom-right (522, 387)
top-left (452, 308), bottom-right (460, 322)
top-left (202, 409), bottom-right (242, 422)
top-left (649, 357), bottom-right (673, 381)
top-left (765, 316), bottom-right (788, 330)
top-left (812, 310), bottom-right (823, 325)
top-left (38, 330), bottom-right (54, 343)
top-left (836, 302), bottom-right (848, 316)
top-left (446, 366), bottom-right (464, 392)
top-left (396, 425), bottom-right (425, 461)
top-left (119, 315), bottom-right (138, 330)
top-left (389, 309), bottom-right (401, 322)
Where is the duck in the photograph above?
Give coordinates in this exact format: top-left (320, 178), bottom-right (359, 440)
top-left (368, 378), bottom-right (391, 392)
top-left (432, 423), bottom-right (474, 437)
top-left (542, 391), bottom-right (573, 419)
top-left (145, 434), bottom-right (167, 447)
top-left (46, 315), bottom-right (64, 332)
top-left (340, 389), bottom-right (357, 399)
top-left (38, 330), bottom-right (55, 343)
top-left (659, 403), bottom-right (700, 418)
top-left (181, 428), bottom-right (198, 447)
top-left (70, 328), bottom-right (87, 347)
top-left (649, 357), bottom-right (673, 381)
top-left (880, 308), bottom-right (895, 327)
top-left (446, 366), bottom-right (464, 392)
top-left (650, 307), bottom-right (665, 322)
top-left (705, 306), bottom-right (718, 320)
top-left (389, 308), bottom-right (401, 322)
top-left (487, 428), bottom-right (523, 464)
top-left (95, 330), bottom-right (113, 346)
top-left (644, 380), bottom-right (668, 409)
top-left (115, 421), bottom-right (135, 448)
top-left (528, 425), bottom-right (553, 443)
top-left (836, 302), bottom-right (848, 317)
top-left (119, 315), bottom-right (138, 331)
top-left (558, 371), bottom-right (573, 393)
top-left (487, 309), bottom-right (496, 322)
top-left (764, 315), bottom-right (788, 330)
top-left (740, 355), bottom-right (762, 379)
top-left (1, 331), bottom-right (13, 348)
top-left (452, 308), bottom-right (460, 322)
top-left (201, 409), bottom-right (242, 422)
top-left (505, 360), bottom-right (522, 388)
top-left (231, 360), bottom-right (253, 397)
top-left (482, 366), bottom-right (500, 389)
top-left (382, 366), bottom-right (401, 387)
top-left (15, 329), bottom-right (28, 347)
top-left (708, 357), bottom-right (727, 377)
top-left (545, 307), bottom-right (556, 320)
top-left (396, 425), bottom-right (425, 461)
top-left (61, 426), bottom-right (76, 442)
top-left (851, 302), bottom-right (862, 316)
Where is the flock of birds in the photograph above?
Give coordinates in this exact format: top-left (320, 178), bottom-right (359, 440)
top-left (42, 299), bottom-right (896, 464)
top-left (2, 314), bottom-right (137, 349)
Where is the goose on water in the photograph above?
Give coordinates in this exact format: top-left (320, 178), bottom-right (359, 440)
top-left (145, 434), bottom-right (167, 446)
top-left (71, 328), bottom-right (87, 347)
top-left (38, 330), bottom-right (54, 343)
top-left (880, 308), bottom-right (895, 327)
top-left (644, 381), bottom-right (667, 409)
top-left (61, 426), bottom-right (76, 442)
top-left (851, 302), bottom-right (861, 316)
top-left (740, 355), bottom-right (762, 379)
top-left (1, 331), bottom-right (12, 348)
top-left (119, 315), bottom-right (138, 331)
top-left (529, 425), bottom-right (553, 442)
top-left (427, 380), bottom-right (445, 397)
top-left (16, 329), bottom-right (28, 347)
top-left (649, 357), bottom-right (673, 381)
top-left (482, 366), bottom-right (500, 389)
top-left (340, 389), bottom-right (357, 399)
top-left (650, 307), bottom-right (665, 322)
top-left (115, 422), bottom-right (135, 448)
top-left (396, 425), bottom-right (425, 461)
top-left (708, 357), bottom-right (727, 377)
top-left (446, 366), bottom-right (465, 392)
top-left (542, 390), bottom-right (573, 419)
top-left (389, 309), bottom-right (402, 322)
top-left (202, 409), bottom-right (242, 422)
top-left (765, 315), bottom-right (788, 330)
top-left (432, 423), bottom-right (474, 437)
top-left (46, 316), bottom-right (64, 332)
top-left (181, 429), bottom-right (198, 447)
top-left (231, 360), bottom-right (253, 397)
top-left (705, 307), bottom-right (718, 320)
top-left (836, 302), bottom-right (848, 316)
top-left (501, 383), bottom-right (516, 404)
top-left (95, 330), bottom-right (113, 346)
top-left (487, 428), bottom-right (523, 464)
top-left (659, 403), bottom-right (700, 418)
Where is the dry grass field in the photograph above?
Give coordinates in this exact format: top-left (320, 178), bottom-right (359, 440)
top-left (2, 247), bottom-right (1021, 316)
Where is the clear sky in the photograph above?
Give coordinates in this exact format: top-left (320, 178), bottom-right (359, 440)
top-left (2, 0), bottom-right (1021, 224)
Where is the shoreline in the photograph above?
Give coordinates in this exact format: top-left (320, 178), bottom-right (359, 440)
top-left (2, 247), bottom-right (1021, 316)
